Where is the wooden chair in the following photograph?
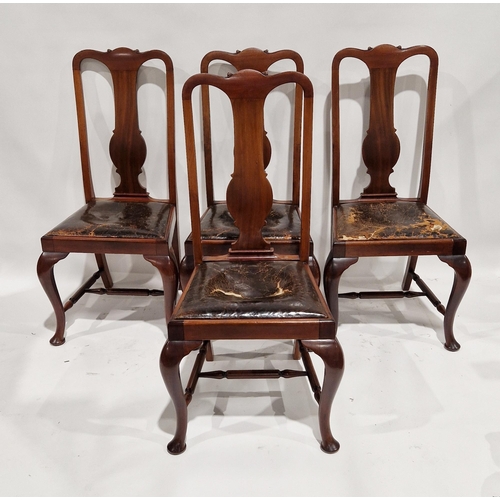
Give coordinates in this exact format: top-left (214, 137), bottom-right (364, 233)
top-left (324, 44), bottom-right (472, 351)
top-left (160, 68), bottom-right (343, 454)
top-left (37, 48), bottom-right (179, 346)
top-left (179, 48), bottom-right (320, 289)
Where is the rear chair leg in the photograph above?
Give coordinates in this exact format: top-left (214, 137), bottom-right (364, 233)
top-left (95, 254), bottom-right (113, 288)
top-left (402, 255), bottom-right (418, 291)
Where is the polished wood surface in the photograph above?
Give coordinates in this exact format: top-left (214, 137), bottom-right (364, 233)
top-left (324, 44), bottom-right (472, 351)
top-left (160, 67), bottom-right (343, 454)
top-left (37, 48), bottom-right (179, 346)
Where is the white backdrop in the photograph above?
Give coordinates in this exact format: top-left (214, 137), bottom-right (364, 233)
top-left (1, 2), bottom-right (499, 293)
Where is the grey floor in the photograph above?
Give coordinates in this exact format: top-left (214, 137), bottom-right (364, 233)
top-left (1, 257), bottom-right (499, 496)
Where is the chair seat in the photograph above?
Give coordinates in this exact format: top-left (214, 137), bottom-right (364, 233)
top-left (175, 261), bottom-right (329, 321)
top-left (44, 199), bottom-right (175, 240)
top-left (200, 202), bottom-right (301, 240)
top-left (335, 201), bottom-right (461, 241)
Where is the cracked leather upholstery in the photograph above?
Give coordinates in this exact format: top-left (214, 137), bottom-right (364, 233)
top-left (336, 201), bottom-right (462, 241)
top-left (176, 260), bottom-right (328, 320)
top-left (45, 200), bottom-right (174, 240)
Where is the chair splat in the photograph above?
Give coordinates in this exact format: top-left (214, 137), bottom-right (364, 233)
top-left (108, 66), bottom-right (148, 198)
top-left (227, 85), bottom-right (273, 254)
top-left (361, 65), bottom-right (400, 198)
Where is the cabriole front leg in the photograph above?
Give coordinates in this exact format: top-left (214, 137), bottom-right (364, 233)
top-left (37, 251), bottom-right (69, 346)
top-left (159, 340), bottom-right (202, 455)
top-left (301, 338), bottom-right (344, 454)
top-left (438, 255), bottom-right (472, 352)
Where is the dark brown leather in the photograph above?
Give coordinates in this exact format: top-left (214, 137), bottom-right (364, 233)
top-left (176, 261), bottom-right (328, 320)
top-left (336, 201), bottom-right (462, 241)
top-left (46, 200), bottom-right (174, 240)
top-left (200, 202), bottom-right (301, 240)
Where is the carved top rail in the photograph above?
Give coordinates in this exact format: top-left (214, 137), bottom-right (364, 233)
top-left (200, 47), bottom-right (304, 73)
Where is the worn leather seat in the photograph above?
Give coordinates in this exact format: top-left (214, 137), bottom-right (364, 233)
top-left (175, 261), bottom-right (329, 320)
top-left (335, 201), bottom-right (462, 241)
top-left (44, 200), bottom-right (175, 241)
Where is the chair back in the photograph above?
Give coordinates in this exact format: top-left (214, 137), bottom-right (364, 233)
top-left (72, 47), bottom-right (176, 203)
top-left (200, 48), bottom-right (304, 206)
top-left (332, 44), bottom-right (438, 205)
top-left (183, 69), bottom-right (314, 264)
